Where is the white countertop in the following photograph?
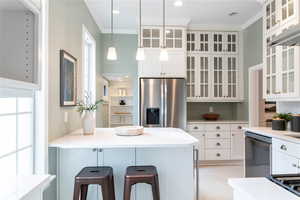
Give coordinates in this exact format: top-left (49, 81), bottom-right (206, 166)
top-left (244, 127), bottom-right (300, 144)
top-left (0, 175), bottom-right (53, 200)
top-left (228, 178), bottom-right (299, 200)
top-left (188, 120), bottom-right (248, 124)
top-left (49, 128), bottom-right (198, 149)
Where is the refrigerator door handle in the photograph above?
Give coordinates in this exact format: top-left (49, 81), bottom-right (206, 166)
top-left (194, 148), bottom-right (199, 200)
top-left (160, 79), bottom-right (165, 127)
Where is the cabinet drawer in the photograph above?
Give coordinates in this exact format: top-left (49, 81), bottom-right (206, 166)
top-left (205, 149), bottom-right (230, 160)
top-left (205, 124), bottom-right (230, 131)
top-left (273, 138), bottom-right (300, 159)
top-left (231, 123), bottom-right (248, 132)
top-left (205, 139), bottom-right (230, 149)
top-left (206, 131), bottom-right (230, 139)
top-left (187, 124), bottom-right (205, 132)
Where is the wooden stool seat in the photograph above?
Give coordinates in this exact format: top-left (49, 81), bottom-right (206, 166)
top-left (73, 166), bottom-right (115, 200)
top-left (124, 166), bottom-right (160, 200)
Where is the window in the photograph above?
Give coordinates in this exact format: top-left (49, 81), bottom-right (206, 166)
top-left (0, 88), bottom-right (34, 177)
top-left (82, 25), bottom-right (96, 102)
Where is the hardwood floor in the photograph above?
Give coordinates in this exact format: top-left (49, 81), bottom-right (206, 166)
top-left (198, 165), bottom-right (244, 200)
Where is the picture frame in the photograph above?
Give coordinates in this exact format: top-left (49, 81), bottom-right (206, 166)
top-left (60, 50), bottom-right (77, 106)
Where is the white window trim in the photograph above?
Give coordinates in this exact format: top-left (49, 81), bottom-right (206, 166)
top-left (82, 25), bottom-right (96, 102)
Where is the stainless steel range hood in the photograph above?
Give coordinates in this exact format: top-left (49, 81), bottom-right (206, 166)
top-left (270, 24), bottom-right (300, 46)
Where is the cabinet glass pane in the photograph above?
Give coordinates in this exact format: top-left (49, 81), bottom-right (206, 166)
top-left (152, 39), bottom-right (160, 48)
top-left (143, 39), bottom-right (151, 47)
top-left (282, 73), bottom-right (288, 93)
top-left (267, 77), bottom-right (271, 94)
top-left (143, 29), bottom-right (151, 37)
top-left (272, 55), bottom-right (276, 73)
top-left (166, 39), bottom-right (173, 48)
top-left (282, 50), bottom-right (287, 71)
top-left (289, 72), bottom-right (294, 92)
top-left (175, 30), bottom-right (182, 38)
top-left (152, 29), bottom-right (160, 38)
top-left (267, 57), bottom-right (271, 75)
top-left (288, 2), bottom-right (294, 17)
top-left (282, 7), bottom-right (287, 20)
top-left (166, 29), bottom-right (173, 38)
top-left (266, 4), bottom-right (270, 16)
top-left (175, 39), bottom-right (182, 48)
top-left (288, 48), bottom-right (294, 69)
top-left (272, 76), bottom-right (276, 93)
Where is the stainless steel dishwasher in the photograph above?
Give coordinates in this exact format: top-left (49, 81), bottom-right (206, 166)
top-left (245, 131), bottom-right (272, 177)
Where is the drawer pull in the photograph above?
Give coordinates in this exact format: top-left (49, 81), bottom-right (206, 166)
top-left (216, 143), bottom-right (221, 146)
top-left (193, 126), bottom-right (199, 130)
top-left (280, 145), bottom-right (287, 151)
top-left (216, 134), bottom-right (221, 137)
top-left (216, 126), bottom-right (221, 130)
top-left (92, 148), bottom-right (97, 152)
top-left (216, 153), bottom-right (221, 157)
top-left (238, 126), bottom-right (242, 129)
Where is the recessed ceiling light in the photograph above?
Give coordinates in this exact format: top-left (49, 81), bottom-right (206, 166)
top-left (229, 12), bottom-right (239, 16)
top-left (113, 10), bottom-right (120, 15)
top-left (174, 0), bottom-right (183, 7)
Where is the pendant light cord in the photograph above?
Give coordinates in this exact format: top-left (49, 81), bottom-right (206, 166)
top-left (163, 0), bottom-right (166, 48)
top-left (111, 0), bottom-right (114, 43)
top-left (139, 0), bottom-right (142, 48)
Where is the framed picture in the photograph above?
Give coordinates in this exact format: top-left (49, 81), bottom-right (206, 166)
top-left (60, 50), bottom-right (77, 106)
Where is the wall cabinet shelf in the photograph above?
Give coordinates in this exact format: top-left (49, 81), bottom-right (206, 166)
top-left (0, 0), bottom-right (41, 86)
top-left (263, 0), bottom-right (300, 101)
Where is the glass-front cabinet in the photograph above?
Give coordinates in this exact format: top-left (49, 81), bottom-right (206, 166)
top-left (186, 30), bottom-right (242, 102)
top-left (263, 0), bottom-right (300, 100)
top-left (141, 26), bottom-right (185, 49)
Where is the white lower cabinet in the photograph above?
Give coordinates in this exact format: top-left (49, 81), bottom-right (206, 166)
top-left (272, 138), bottom-right (300, 174)
top-left (187, 122), bottom-right (248, 161)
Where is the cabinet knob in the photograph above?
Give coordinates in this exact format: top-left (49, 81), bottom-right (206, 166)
top-left (216, 153), bottom-right (221, 157)
top-left (238, 126), bottom-right (242, 129)
top-left (216, 143), bottom-right (221, 146)
top-left (193, 126), bottom-right (199, 130)
top-left (216, 126), bottom-right (220, 130)
top-left (92, 148), bottom-right (97, 152)
top-left (280, 145), bottom-right (287, 151)
top-left (292, 163), bottom-right (297, 168)
top-left (216, 133), bottom-right (221, 137)
top-left (202, 134), bottom-right (205, 136)
top-left (98, 149), bottom-right (103, 152)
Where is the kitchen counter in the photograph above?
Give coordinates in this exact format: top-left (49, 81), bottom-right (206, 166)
top-left (0, 175), bottom-right (53, 200)
top-left (188, 120), bottom-right (248, 124)
top-left (49, 128), bottom-right (197, 200)
top-left (228, 178), bottom-right (299, 200)
top-left (49, 128), bottom-right (198, 149)
top-left (244, 127), bottom-right (300, 144)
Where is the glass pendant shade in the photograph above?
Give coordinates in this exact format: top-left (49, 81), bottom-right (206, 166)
top-left (160, 48), bottom-right (168, 61)
top-left (107, 46), bottom-right (117, 60)
top-left (136, 47), bottom-right (145, 61)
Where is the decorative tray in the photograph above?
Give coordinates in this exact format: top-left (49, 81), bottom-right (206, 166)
top-left (115, 126), bottom-right (144, 136)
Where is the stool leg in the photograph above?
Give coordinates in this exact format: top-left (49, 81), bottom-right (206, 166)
top-left (101, 181), bottom-right (110, 200)
top-left (152, 175), bottom-right (160, 200)
top-left (109, 175), bottom-right (116, 200)
top-left (81, 185), bottom-right (88, 200)
top-left (123, 180), bottom-right (132, 200)
top-left (73, 182), bottom-right (81, 200)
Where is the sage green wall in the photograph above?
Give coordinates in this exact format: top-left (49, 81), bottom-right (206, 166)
top-left (237, 18), bottom-right (263, 120)
top-left (47, 0), bottom-right (102, 141)
top-left (100, 34), bottom-right (139, 125)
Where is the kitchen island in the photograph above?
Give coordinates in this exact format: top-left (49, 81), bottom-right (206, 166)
top-left (49, 128), bottom-right (198, 200)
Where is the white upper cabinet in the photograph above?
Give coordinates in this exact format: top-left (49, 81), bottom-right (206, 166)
top-left (263, 0), bottom-right (300, 100)
top-left (141, 26), bottom-right (186, 50)
top-left (138, 50), bottom-right (186, 78)
top-left (186, 31), bottom-right (242, 102)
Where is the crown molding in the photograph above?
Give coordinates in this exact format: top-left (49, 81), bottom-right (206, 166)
top-left (241, 10), bottom-right (263, 30)
top-left (101, 29), bottom-right (137, 34)
top-left (187, 24), bottom-right (242, 31)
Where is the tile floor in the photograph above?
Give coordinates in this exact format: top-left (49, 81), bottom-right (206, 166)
top-left (198, 165), bottom-right (244, 200)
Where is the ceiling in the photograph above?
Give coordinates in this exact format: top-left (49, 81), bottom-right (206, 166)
top-left (85, 0), bottom-right (263, 33)
top-left (0, 0), bottom-right (27, 11)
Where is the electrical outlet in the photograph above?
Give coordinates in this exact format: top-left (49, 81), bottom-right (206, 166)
top-left (64, 112), bottom-right (68, 123)
top-left (209, 106), bottom-right (214, 113)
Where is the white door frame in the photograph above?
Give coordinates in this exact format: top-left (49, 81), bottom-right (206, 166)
top-left (248, 63), bottom-right (263, 127)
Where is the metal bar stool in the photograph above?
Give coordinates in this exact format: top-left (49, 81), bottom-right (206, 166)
top-left (73, 166), bottom-right (116, 200)
top-left (123, 165), bottom-right (160, 200)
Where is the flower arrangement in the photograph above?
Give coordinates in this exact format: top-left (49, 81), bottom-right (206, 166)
top-left (76, 92), bottom-right (104, 114)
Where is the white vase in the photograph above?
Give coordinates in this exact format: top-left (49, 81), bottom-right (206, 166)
top-left (82, 111), bottom-right (95, 135)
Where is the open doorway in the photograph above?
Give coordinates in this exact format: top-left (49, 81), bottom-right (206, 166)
top-left (248, 64), bottom-right (276, 127)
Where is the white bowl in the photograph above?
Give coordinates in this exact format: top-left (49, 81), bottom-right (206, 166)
top-left (115, 126), bottom-right (144, 136)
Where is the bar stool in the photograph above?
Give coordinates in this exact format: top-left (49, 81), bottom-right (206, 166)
top-left (73, 166), bottom-right (116, 200)
top-left (123, 165), bottom-right (160, 200)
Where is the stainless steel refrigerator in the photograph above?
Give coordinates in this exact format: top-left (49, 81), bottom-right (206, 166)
top-left (139, 78), bottom-right (186, 129)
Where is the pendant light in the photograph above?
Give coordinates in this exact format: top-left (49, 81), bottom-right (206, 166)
top-left (160, 0), bottom-right (168, 61)
top-left (136, 0), bottom-right (145, 61)
top-left (107, 0), bottom-right (118, 60)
